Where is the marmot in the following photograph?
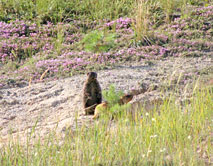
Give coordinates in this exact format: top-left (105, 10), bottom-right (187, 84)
top-left (93, 93), bottom-right (134, 119)
top-left (83, 72), bottom-right (102, 115)
top-left (93, 102), bottom-right (108, 119)
top-left (118, 94), bottom-right (134, 105)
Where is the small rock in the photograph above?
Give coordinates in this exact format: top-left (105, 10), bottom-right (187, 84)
top-left (3, 115), bottom-right (16, 120)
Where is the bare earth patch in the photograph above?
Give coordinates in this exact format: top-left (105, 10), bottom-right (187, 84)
top-left (0, 56), bottom-right (212, 144)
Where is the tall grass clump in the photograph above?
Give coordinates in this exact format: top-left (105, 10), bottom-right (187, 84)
top-left (0, 86), bottom-right (212, 165)
top-left (159, 0), bottom-right (178, 22)
top-left (74, 0), bottom-right (135, 20)
top-left (54, 25), bottom-right (65, 54)
top-left (133, 0), bottom-right (152, 43)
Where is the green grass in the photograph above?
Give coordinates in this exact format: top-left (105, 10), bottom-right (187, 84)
top-left (0, 0), bottom-right (209, 23)
top-left (0, 0), bottom-right (135, 23)
top-left (0, 86), bottom-right (212, 165)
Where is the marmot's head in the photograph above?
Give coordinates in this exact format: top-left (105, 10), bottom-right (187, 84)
top-left (120, 94), bottom-right (134, 104)
top-left (102, 101), bottom-right (108, 108)
top-left (87, 72), bottom-right (97, 81)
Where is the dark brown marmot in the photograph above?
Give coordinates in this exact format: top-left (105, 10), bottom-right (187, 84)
top-left (83, 72), bottom-right (102, 115)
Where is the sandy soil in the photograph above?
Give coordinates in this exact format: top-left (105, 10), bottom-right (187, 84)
top-left (0, 56), bottom-right (212, 144)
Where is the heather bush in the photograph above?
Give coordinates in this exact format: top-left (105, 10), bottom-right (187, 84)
top-left (0, 1), bottom-right (212, 85)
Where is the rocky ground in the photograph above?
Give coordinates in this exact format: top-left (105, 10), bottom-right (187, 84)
top-left (0, 56), bottom-right (212, 145)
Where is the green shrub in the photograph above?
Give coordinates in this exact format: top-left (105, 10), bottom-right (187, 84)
top-left (80, 30), bottom-right (116, 52)
top-left (102, 85), bottom-right (124, 106)
top-left (101, 85), bottom-right (131, 119)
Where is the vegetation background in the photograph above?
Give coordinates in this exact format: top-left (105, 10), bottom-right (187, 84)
top-left (0, 0), bottom-right (212, 165)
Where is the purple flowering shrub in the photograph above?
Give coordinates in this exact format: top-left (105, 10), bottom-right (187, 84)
top-left (0, 20), bottom-right (84, 63)
top-left (160, 5), bottom-right (213, 56)
top-left (0, 20), bottom-right (53, 62)
top-left (0, 20), bottom-right (37, 62)
top-left (0, 3), bottom-right (212, 86)
top-left (103, 17), bottom-right (132, 30)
